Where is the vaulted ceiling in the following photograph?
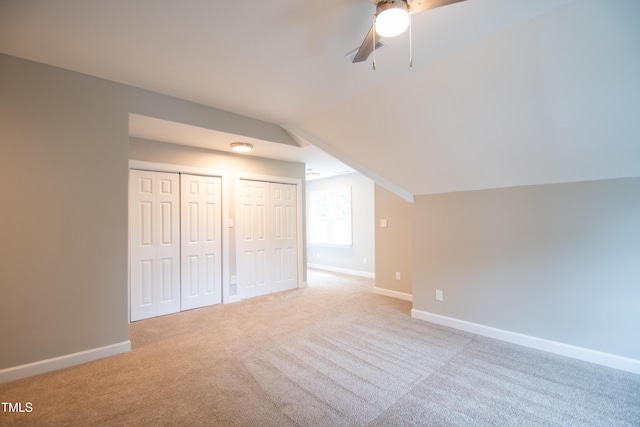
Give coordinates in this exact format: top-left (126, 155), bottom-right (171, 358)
top-left (1, 0), bottom-right (638, 199)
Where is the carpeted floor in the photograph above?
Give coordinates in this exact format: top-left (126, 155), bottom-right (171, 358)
top-left (1, 269), bottom-right (639, 426)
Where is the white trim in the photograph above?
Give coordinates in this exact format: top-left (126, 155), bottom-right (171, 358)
top-left (411, 309), bottom-right (640, 375)
top-left (0, 341), bottom-right (131, 384)
top-left (129, 160), bottom-right (225, 177)
top-left (308, 263), bottom-right (375, 279)
top-left (237, 172), bottom-right (302, 186)
top-left (374, 287), bottom-right (413, 301)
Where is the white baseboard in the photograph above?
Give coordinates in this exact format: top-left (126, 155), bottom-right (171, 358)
top-left (411, 309), bottom-right (640, 375)
top-left (374, 287), bottom-right (413, 302)
top-left (307, 263), bottom-right (375, 279)
top-left (0, 341), bottom-right (131, 384)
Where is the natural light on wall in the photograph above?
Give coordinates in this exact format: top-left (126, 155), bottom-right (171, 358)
top-left (308, 187), bottom-right (352, 246)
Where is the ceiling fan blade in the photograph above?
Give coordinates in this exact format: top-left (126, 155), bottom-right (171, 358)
top-left (352, 24), bottom-right (381, 63)
top-left (408, 0), bottom-right (466, 15)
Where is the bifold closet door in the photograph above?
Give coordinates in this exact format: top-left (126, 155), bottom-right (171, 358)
top-left (238, 180), bottom-right (297, 299)
top-left (181, 174), bottom-right (222, 310)
top-left (271, 183), bottom-right (297, 293)
top-left (238, 180), bottom-right (269, 298)
top-left (130, 170), bottom-right (181, 321)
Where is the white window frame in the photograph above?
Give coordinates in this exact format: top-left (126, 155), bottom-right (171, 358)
top-left (308, 186), bottom-right (352, 247)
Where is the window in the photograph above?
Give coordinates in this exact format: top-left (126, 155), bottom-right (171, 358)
top-left (308, 187), bottom-right (352, 246)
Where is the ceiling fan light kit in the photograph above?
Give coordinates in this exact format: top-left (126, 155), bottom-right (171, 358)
top-left (351, 0), bottom-right (466, 67)
top-left (375, 1), bottom-right (409, 37)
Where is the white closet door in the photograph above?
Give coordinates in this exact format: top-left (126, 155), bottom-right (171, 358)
top-left (181, 174), bottom-right (222, 310)
top-left (237, 180), bottom-right (297, 299)
top-left (238, 180), bottom-right (270, 298)
top-left (271, 183), bottom-right (297, 292)
top-left (130, 170), bottom-right (181, 321)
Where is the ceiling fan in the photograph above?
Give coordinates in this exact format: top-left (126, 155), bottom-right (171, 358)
top-left (352, 0), bottom-right (466, 64)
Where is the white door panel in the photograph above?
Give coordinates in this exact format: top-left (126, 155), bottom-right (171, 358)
top-left (181, 174), bottom-right (222, 310)
top-left (238, 180), bottom-right (297, 299)
top-left (238, 180), bottom-right (265, 298)
top-left (130, 170), bottom-right (180, 321)
top-left (130, 170), bottom-right (223, 320)
top-left (271, 183), bottom-right (297, 293)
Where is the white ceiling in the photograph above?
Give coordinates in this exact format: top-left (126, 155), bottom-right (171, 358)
top-left (129, 114), bottom-right (354, 180)
top-left (1, 0), bottom-right (639, 196)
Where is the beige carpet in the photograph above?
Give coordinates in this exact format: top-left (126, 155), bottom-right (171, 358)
top-left (1, 269), bottom-right (639, 426)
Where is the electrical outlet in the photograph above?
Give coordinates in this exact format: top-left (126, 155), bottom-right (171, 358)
top-left (436, 289), bottom-right (443, 301)
top-left (395, 272), bottom-right (401, 280)
top-left (380, 219), bottom-right (388, 228)
top-left (363, 258), bottom-right (367, 264)
top-left (230, 275), bottom-right (237, 285)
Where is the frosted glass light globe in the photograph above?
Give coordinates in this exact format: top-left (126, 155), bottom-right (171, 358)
top-left (375, 7), bottom-right (409, 37)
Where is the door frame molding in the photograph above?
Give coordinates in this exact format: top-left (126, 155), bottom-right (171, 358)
top-left (236, 173), bottom-right (305, 300)
top-left (128, 160), bottom-right (229, 320)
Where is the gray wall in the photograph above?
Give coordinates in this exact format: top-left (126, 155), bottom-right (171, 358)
top-left (0, 55), bottom-right (129, 370)
top-left (0, 53), bottom-right (304, 370)
top-left (412, 177), bottom-right (640, 359)
top-left (306, 173), bottom-right (374, 275)
top-left (375, 184), bottom-right (413, 295)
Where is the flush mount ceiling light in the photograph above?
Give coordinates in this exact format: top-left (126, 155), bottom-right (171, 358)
top-left (375, 0), bottom-right (409, 38)
top-left (230, 142), bottom-right (253, 153)
top-left (306, 171), bottom-right (320, 179)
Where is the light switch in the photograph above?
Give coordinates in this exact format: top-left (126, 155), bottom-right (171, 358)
top-left (380, 219), bottom-right (388, 228)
